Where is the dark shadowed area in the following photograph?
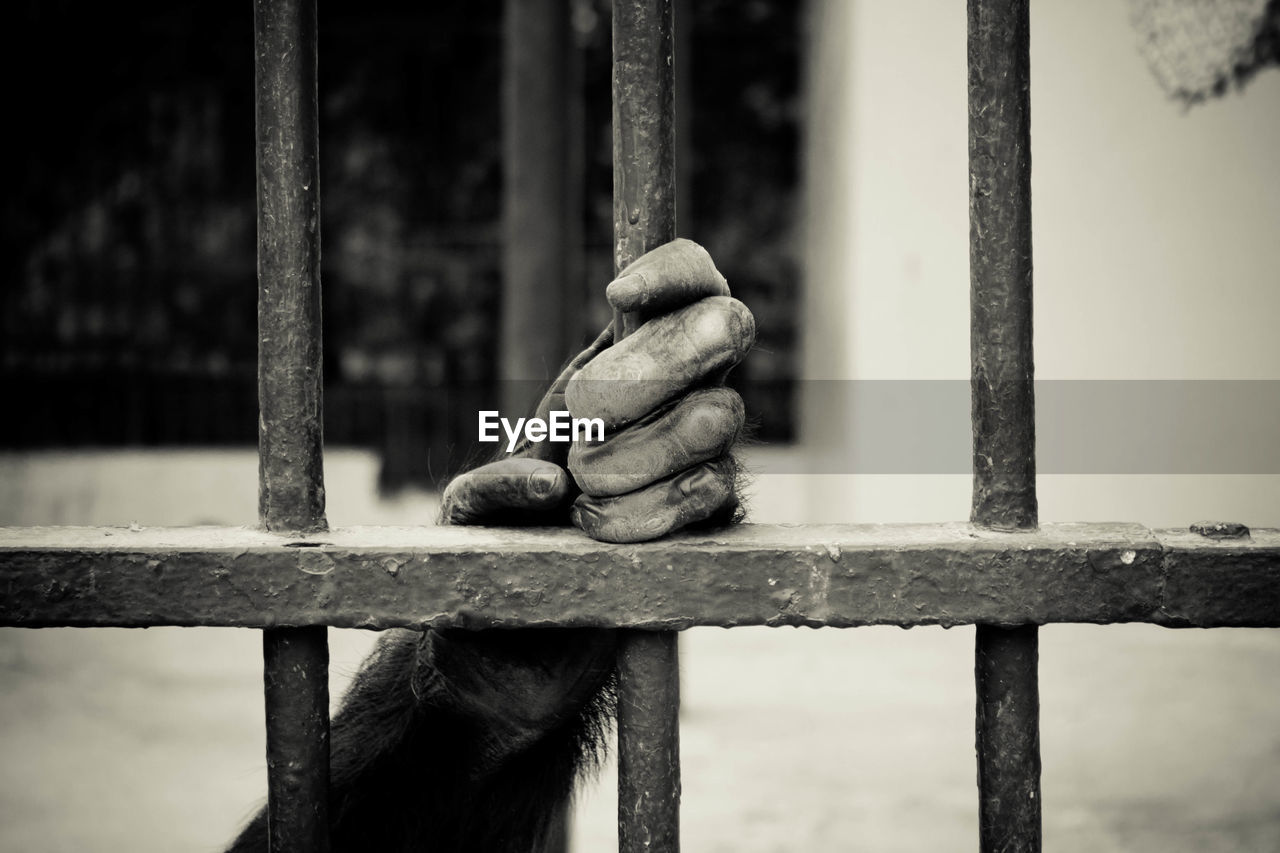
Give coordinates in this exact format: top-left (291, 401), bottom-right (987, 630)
top-left (1, 0), bottom-right (799, 489)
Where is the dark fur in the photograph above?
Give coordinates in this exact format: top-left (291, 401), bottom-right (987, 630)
top-left (228, 629), bottom-right (616, 853)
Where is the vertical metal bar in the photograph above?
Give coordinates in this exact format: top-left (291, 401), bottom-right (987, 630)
top-left (255, 1), bottom-right (331, 851)
top-left (613, 0), bottom-right (676, 339)
top-left (969, 0), bottom-right (1036, 531)
top-left (618, 632), bottom-right (681, 853)
top-left (257, 0), bottom-right (326, 535)
top-left (968, 1), bottom-right (1041, 852)
top-left (673, 0), bottom-right (692, 228)
top-left (974, 622), bottom-right (1040, 851)
top-left (262, 625), bottom-right (331, 853)
top-left (613, 2), bottom-right (681, 851)
top-left (502, 0), bottom-right (576, 418)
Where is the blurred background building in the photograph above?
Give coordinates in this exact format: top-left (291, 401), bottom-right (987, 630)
top-left (0, 0), bottom-right (799, 490)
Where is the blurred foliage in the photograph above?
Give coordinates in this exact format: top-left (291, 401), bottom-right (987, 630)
top-left (1, 0), bottom-right (800, 486)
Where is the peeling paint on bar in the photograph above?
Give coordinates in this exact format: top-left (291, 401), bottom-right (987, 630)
top-left (2, 523), bottom-right (1277, 629)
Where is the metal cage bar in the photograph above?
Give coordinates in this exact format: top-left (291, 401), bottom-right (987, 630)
top-left (967, 0), bottom-right (1042, 850)
top-left (618, 631), bottom-right (682, 852)
top-left (612, 1), bottom-right (682, 850)
top-left (254, 0), bottom-right (331, 848)
top-left (255, 0), bottom-right (326, 535)
top-left (262, 624), bottom-right (331, 853)
top-left (4, 523), bottom-right (1278, 630)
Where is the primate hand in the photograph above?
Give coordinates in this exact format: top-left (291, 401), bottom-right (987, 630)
top-left (426, 238), bottom-right (751, 778)
top-left (231, 241), bottom-right (753, 852)
top-left (439, 238), bottom-right (754, 542)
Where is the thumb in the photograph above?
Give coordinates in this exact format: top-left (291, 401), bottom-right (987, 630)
top-left (438, 458), bottom-right (572, 526)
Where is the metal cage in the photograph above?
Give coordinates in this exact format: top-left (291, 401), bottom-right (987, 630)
top-left (2, 1), bottom-right (1278, 851)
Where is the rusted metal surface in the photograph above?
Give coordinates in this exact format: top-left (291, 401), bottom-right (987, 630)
top-left (255, 2), bottom-right (330, 848)
top-left (1190, 520), bottom-right (1251, 540)
top-left (975, 624), bottom-right (1041, 851)
top-left (968, 2), bottom-right (1040, 848)
top-left (968, 0), bottom-right (1036, 532)
top-left (263, 625), bottom-right (330, 853)
top-left (618, 631), bottom-right (681, 853)
top-left (612, 2), bottom-right (681, 847)
top-left (256, 0), bottom-right (326, 534)
top-left (4, 523), bottom-right (1279, 629)
top-left (613, 0), bottom-right (675, 340)
top-left (975, 622), bottom-right (1041, 853)
top-left (1159, 527), bottom-right (1280, 626)
top-left (262, 620), bottom-right (331, 853)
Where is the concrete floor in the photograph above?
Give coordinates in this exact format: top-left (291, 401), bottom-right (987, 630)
top-left (1, 450), bottom-right (1277, 852)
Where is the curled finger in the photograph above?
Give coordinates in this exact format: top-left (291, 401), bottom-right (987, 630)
top-left (566, 295), bottom-right (754, 428)
top-left (569, 387), bottom-right (744, 497)
top-left (570, 457), bottom-right (738, 543)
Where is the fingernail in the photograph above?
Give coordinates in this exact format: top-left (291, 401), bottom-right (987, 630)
top-left (570, 504), bottom-right (591, 532)
top-left (530, 470), bottom-right (559, 497)
top-left (677, 465), bottom-right (709, 497)
top-left (606, 273), bottom-right (645, 310)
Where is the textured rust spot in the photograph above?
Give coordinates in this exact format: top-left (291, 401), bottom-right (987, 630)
top-left (296, 550), bottom-right (335, 576)
top-left (1190, 520), bottom-right (1251, 540)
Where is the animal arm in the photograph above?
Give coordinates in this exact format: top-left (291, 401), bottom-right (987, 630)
top-left (228, 628), bottom-right (617, 853)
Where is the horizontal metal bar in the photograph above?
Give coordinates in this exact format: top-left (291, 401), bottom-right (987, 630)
top-left (1, 523), bottom-right (1277, 630)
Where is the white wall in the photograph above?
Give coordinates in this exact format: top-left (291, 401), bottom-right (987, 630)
top-left (796, 0), bottom-right (1280, 526)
